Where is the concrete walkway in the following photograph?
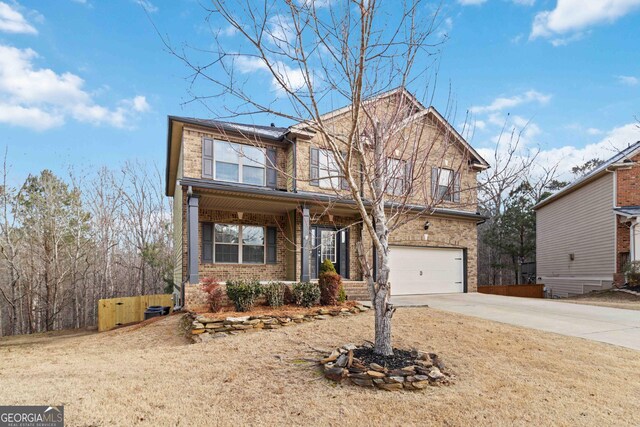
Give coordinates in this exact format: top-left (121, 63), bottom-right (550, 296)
top-left (390, 293), bottom-right (640, 351)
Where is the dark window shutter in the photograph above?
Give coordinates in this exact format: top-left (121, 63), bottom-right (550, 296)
top-left (266, 226), bottom-right (277, 264)
top-left (202, 138), bottom-right (214, 179)
top-left (202, 222), bottom-right (213, 263)
top-left (431, 167), bottom-right (438, 198)
top-left (339, 229), bottom-right (349, 279)
top-left (453, 172), bottom-right (461, 203)
top-left (340, 152), bottom-right (350, 190)
top-left (310, 147), bottom-right (319, 186)
top-left (266, 147), bottom-right (277, 188)
top-left (404, 161), bottom-right (412, 194)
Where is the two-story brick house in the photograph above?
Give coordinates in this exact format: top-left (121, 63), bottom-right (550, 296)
top-left (165, 88), bottom-right (490, 310)
top-left (534, 141), bottom-right (640, 297)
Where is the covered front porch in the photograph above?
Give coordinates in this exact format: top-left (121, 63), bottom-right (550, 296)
top-left (182, 184), bottom-right (369, 308)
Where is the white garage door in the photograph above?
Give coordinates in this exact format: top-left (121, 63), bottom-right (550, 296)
top-left (388, 246), bottom-right (464, 295)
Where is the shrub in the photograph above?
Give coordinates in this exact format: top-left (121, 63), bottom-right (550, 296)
top-left (337, 285), bottom-right (347, 303)
top-left (292, 282), bottom-right (320, 307)
top-left (263, 282), bottom-right (286, 307)
top-left (319, 271), bottom-right (342, 305)
top-left (226, 279), bottom-right (262, 312)
top-left (624, 261), bottom-right (640, 286)
top-left (320, 259), bottom-right (337, 274)
top-left (201, 277), bottom-right (223, 313)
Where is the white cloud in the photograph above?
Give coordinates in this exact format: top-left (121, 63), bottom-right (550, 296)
top-left (530, 0), bottom-right (640, 41)
top-left (616, 75), bottom-right (639, 86)
top-left (586, 127), bottom-right (603, 135)
top-left (132, 0), bottom-right (157, 13)
top-left (536, 123), bottom-right (640, 179)
top-left (236, 56), bottom-right (307, 95)
top-left (0, 44), bottom-right (149, 130)
top-left (512, 0), bottom-right (535, 5)
top-left (438, 17), bottom-right (453, 38)
top-left (296, 0), bottom-right (337, 8)
top-left (0, 1), bottom-right (37, 34)
top-left (470, 90), bottom-right (551, 114)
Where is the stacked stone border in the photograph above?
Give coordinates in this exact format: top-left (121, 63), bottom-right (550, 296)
top-left (184, 304), bottom-right (369, 342)
top-left (320, 344), bottom-right (452, 391)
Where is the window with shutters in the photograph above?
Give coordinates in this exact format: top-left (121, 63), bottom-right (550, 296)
top-left (202, 224), bottom-right (274, 264)
top-left (318, 149), bottom-right (340, 189)
top-left (386, 157), bottom-right (407, 196)
top-left (204, 139), bottom-right (268, 186)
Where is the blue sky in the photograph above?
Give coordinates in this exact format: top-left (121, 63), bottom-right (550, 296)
top-left (1, 0), bottom-right (639, 186)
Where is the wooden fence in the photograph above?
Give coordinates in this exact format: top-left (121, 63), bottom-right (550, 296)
top-left (97, 294), bottom-right (173, 332)
top-left (477, 284), bottom-right (544, 298)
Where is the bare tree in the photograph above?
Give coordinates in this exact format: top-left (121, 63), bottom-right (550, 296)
top-left (160, 0), bottom-right (501, 355)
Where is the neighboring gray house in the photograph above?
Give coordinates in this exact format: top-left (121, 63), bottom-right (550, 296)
top-left (534, 141), bottom-right (640, 297)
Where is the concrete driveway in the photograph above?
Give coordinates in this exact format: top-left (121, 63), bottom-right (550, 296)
top-left (390, 293), bottom-right (640, 351)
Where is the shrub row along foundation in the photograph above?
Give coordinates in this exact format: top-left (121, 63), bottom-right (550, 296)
top-left (319, 343), bottom-right (452, 391)
top-left (185, 305), bottom-right (369, 342)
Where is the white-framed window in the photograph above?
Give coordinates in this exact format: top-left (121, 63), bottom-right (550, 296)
top-left (320, 229), bottom-right (337, 263)
top-left (213, 224), bottom-right (265, 264)
top-left (318, 149), bottom-right (340, 189)
top-left (437, 167), bottom-right (454, 201)
top-left (386, 157), bottom-right (407, 196)
top-left (214, 140), bottom-right (266, 186)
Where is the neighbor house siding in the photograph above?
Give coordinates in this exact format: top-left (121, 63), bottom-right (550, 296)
top-left (536, 173), bottom-right (615, 297)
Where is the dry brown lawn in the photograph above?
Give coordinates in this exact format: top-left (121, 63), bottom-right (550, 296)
top-left (1, 307), bottom-right (639, 426)
top-left (561, 290), bottom-right (640, 311)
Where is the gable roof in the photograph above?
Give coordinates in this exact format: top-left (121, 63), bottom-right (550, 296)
top-left (534, 140), bottom-right (640, 210)
top-left (165, 88), bottom-right (490, 195)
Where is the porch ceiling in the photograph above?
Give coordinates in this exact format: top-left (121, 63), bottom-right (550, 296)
top-left (198, 191), bottom-right (299, 214)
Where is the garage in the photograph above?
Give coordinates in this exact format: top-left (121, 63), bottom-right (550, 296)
top-left (388, 246), bottom-right (465, 295)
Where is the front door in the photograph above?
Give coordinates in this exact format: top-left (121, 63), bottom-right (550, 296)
top-left (311, 227), bottom-right (340, 279)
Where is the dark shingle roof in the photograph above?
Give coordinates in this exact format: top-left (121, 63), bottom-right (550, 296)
top-left (170, 116), bottom-right (289, 141)
top-left (614, 206), bottom-right (640, 217)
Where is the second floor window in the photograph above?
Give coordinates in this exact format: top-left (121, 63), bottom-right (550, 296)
top-left (318, 149), bottom-right (340, 189)
top-left (214, 141), bottom-right (266, 186)
top-left (386, 157), bottom-right (407, 196)
top-left (432, 167), bottom-right (460, 202)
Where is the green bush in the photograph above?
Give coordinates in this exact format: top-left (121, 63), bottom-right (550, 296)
top-left (624, 261), bottom-right (640, 286)
top-left (292, 282), bottom-right (320, 307)
top-left (320, 259), bottom-right (337, 274)
top-left (226, 279), bottom-right (262, 312)
top-left (337, 285), bottom-right (347, 303)
top-left (263, 282), bottom-right (286, 307)
top-left (319, 271), bottom-right (342, 305)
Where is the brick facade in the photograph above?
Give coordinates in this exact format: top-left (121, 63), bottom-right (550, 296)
top-left (614, 152), bottom-right (640, 283)
top-left (171, 91), bottom-right (486, 310)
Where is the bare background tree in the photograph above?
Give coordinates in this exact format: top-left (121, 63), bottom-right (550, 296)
top-left (0, 156), bottom-right (173, 336)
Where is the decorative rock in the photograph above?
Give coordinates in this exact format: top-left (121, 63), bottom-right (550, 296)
top-left (264, 324), bottom-right (281, 329)
top-left (191, 329), bottom-right (205, 335)
top-left (349, 372), bottom-right (373, 380)
top-left (226, 316), bottom-right (250, 323)
top-left (416, 359), bottom-right (433, 368)
top-left (387, 376), bottom-right (405, 384)
top-left (335, 354), bottom-right (349, 368)
top-left (205, 322), bottom-right (224, 329)
top-left (351, 378), bottom-right (374, 387)
top-left (414, 374), bottom-right (429, 382)
top-left (318, 308), bottom-right (330, 315)
top-left (340, 308), bottom-right (349, 313)
top-left (370, 363), bottom-right (386, 372)
top-left (355, 305), bottom-right (369, 311)
top-left (366, 370), bottom-right (386, 379)
top-left (388, 369), bottom-right (411, 377)
top-left (244, 319), bottom-right (262, 325)
top-left (315, 315), bottom-right (330, 320)
top-left (412, 380), bottom-right (430, 389)
top-left (192, 321), bottom-right (205, 329)
top-left (377, 382), bottom-right (403, 391)
top-left (428, 367), bottom-right (445, 381)
top-left (232, 324), bottom-right (254, 330)
top-left (291, 314), bottom-right (305, 320)
top-left (324, 367), bottom-right (346, 382)
top-left (343, 343), bottom-right (358, 351)
top-left (401, 366), bottom-right (416, 373)
top-left (320, 350), bottom-right (340, 364)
